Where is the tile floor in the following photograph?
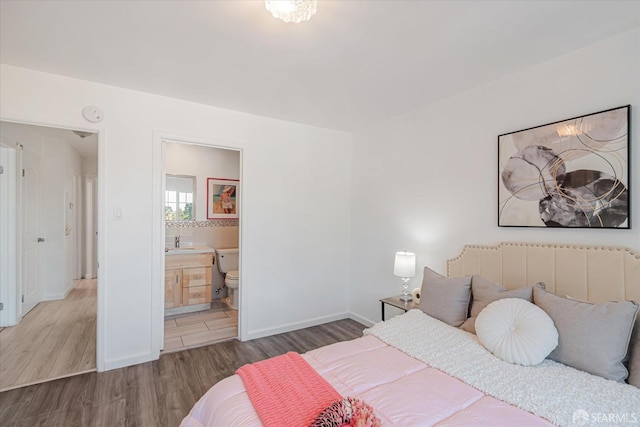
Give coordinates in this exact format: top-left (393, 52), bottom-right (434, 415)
top-left (163, 300), bottom-right (238, 353)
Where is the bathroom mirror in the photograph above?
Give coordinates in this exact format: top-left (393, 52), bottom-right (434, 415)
top-left (165, 174), bottom-right (196, 221)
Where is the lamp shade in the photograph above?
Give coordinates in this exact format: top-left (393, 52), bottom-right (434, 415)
top-left (393, 251), bottom-right (416, 278)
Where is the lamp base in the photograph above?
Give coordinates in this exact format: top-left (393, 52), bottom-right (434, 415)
top-left (399, 294), bottom-right (413, 303)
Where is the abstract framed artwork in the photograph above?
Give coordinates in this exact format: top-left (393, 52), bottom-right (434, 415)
top-left (207, 177), bottom-right (239, 220)
top-left (498, 105), bottom-right (630, 228)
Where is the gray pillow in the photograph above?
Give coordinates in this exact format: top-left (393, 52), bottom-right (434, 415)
top-left (626, 317), bottom-right (640, 388)
top-left (419, 267), bottom-right (471, 327)
top-left (459, 276), bottom-right (536, 334)
top-left (533, 286), bottom-right (639, 382)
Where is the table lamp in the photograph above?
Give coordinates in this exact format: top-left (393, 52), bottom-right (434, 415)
top-left (394, 251), bottom-right (416, 302)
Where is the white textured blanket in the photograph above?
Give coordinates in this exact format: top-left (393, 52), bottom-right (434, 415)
top-left (365, 309), bottom-right (640, 427)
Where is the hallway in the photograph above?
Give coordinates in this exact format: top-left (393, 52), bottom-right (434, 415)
top-left (0, 279), bottom-right (96, 391)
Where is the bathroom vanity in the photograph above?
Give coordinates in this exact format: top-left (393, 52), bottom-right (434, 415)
top-left (164, 246), bottom-right (214, 315)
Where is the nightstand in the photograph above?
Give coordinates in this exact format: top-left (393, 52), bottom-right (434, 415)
top-left (379, 295), bottom-right (419, 321)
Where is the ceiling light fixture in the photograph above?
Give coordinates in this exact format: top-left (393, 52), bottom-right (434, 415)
top-left (265, 0), bottom-right (317, 23)
top-left (72, 130), bottom-right (94, 139)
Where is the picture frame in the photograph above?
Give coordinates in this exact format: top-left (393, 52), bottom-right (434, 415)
top-left (498, 105), bottom-right (630, 228)
top-left (207, 178), bottom-right (239, 220)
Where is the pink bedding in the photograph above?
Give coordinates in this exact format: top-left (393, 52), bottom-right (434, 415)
top-left (180, 335), bottom-right (552, 426)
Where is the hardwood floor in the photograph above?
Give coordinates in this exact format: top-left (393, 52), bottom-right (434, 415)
top-left (0, 318), bottom-right (365, 427)
top-left (164, 301), bottom-right (238, 353)
top-left (0, 279), bottom-right (97, 392)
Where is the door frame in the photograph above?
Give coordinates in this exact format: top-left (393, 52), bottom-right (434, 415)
top-left (0, 112), bottom-right (106, 371)
top-left (84, 174), bottom-right (98, 280)
top-left (151, 130), bottom-right (244, 355)
top-left (73, 173), bottom-right (82, 280)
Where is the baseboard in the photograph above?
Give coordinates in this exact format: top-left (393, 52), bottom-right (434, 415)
top-left (348, 312), bottom-right (375, 327)
top-left (244, 311), bottom-right (350, 341)
top-left (41, 284), bottom-right (74, 302)
top-left (40, 294), bottom-right (63, 301)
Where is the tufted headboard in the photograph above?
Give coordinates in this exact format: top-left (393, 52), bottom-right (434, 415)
top-left (447, 242), bottom-right (640, 303)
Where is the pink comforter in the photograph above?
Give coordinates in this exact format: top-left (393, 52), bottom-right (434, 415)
top-left (181, 335), bottom-right (552, 426)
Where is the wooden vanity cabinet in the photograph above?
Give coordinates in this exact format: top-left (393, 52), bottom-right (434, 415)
top-left (164, 269), bottom-right (182, 309)
top-left (165, 252), bottom-right (213, 310)
top-left (182, 267), bottom-right (212, 305)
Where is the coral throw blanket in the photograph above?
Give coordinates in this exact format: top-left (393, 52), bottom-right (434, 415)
top-left (236, 352), bottom-right (341, 427)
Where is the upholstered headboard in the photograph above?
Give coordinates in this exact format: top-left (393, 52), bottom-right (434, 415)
top-left (447, 242), bottom-right (640, 303)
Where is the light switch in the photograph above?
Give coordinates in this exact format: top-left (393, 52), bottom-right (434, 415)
top-left (114, 207), bottom-right (123, 220)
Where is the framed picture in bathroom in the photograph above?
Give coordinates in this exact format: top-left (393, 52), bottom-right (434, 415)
top-left (207, 178), bottom-right (239, 219)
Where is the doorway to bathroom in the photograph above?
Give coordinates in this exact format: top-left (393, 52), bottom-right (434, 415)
top-left (159, 137), bottom-right (241, 353)
top-left (0, 120), bottom-right (99, 391)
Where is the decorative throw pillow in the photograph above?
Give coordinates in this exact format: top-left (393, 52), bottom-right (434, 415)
top-left (476, 298), bottom-right (558, 366)
top-left (459, 275), bottom-right (537, 334)
top-left (566, 295), bottom-right (640, 388)
top-left (627, 317), bottom-right (640, 388)
top-left (310, 397), bottom-right (381, 427)
top-left (533, 286), bottom-right (639, 382)
top-left (418, 267), bottom-right (471, 327)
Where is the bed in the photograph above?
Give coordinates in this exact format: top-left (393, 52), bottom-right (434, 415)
top-left (181, 242), bottom-right (640, 427)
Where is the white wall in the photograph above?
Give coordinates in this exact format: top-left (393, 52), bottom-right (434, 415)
top-left (350, 29), bottom-right (640, 325)
top-left (82, 156), bottom-right (97, 175)
top-left (0, 64), bottom-right (352, 370)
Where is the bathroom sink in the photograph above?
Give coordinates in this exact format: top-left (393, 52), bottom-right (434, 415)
top-left (165, 246), bottom-right (215, 255)
top-left (165, 247), bottom-right (196, 253)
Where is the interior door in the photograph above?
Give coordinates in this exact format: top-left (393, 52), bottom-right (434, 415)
top-left (0, 143), bottom-right (17, 326)
top-left (21, 147), bottom-right (41, 316)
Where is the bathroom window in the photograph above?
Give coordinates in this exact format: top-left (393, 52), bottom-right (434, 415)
top-left (165, 175), bottom-right (196, 221)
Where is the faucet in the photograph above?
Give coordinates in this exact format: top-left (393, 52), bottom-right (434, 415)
top-left (175, 235), bottom-right (180, 248)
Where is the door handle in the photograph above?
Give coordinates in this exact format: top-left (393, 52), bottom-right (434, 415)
top-left (37, 237), bottom-right (45, 243)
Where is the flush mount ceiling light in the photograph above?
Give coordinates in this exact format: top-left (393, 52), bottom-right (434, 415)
top-left (265, 0), bottom-right (317, 23)
top-left (72, 130), bottom-right (94, 139)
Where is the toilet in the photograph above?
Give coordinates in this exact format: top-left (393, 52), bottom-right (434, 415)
top-left (215, 248), bottom-right (239, 310)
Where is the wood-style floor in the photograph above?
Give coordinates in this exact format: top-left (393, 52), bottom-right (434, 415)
top-left (0, 318), bottom-right (365, 427)
top-left (0, 279), bottom-right (97, 392)
top-left (164, 301), bottom-right (238, 353)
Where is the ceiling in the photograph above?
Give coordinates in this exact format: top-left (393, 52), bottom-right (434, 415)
top-left (0, 121), bottom-right (98, 159)
top-left (1, 1), bottom-right (638, 132)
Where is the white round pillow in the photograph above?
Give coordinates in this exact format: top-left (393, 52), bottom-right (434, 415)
top-left (475, 298), bottom-right (558, 366)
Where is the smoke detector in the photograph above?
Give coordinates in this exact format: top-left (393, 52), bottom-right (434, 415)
top-left (82, 105), bottom-right (103, 123)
